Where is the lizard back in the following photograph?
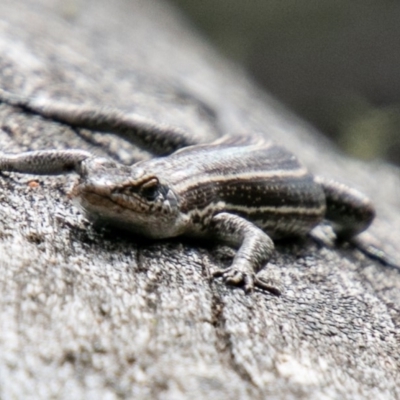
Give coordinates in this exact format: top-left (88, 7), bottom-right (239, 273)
top-left (138, 136), bottom-right (326, 238)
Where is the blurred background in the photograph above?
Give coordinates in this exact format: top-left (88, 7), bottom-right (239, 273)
top-left (170, 0), bottom-right (400, 165)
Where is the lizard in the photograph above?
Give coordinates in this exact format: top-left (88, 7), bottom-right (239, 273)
top-left (0, 88), bottom-right (384, 295)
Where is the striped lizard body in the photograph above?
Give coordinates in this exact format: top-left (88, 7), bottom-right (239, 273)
top-left (140, 136), bottom-right (326, 239)
top-left (0, 89), bottom-right (378, 294)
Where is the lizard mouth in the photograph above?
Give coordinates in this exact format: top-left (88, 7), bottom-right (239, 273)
top-left (72, 190), bottom-right (152, 231)
top-left (72, 178), bottom-right (167, 217)
top-left (75, 188), bottom-right (152, 214)
top-left (72, 187), bottom-right (180, 238)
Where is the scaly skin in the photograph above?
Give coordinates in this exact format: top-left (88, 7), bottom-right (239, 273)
top-left (0, 89), bottom-right (379, 294)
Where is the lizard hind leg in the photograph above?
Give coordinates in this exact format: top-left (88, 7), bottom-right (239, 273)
top-left (316, 177), bottom-right (400, 270)
top-left (315, 176), bottom-right (376, 239)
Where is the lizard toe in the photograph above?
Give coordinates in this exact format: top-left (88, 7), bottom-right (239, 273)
top-left (254, 276), bottom-right (281, 296)
top-left (243, 274), bottom-right (255, 293)
top-left (211, 267), bottom-right (227, 277)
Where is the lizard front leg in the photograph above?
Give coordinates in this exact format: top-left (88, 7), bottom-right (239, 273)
top-left (210, 212), bottom-right (280, 295)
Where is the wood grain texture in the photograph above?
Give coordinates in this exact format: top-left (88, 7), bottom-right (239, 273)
top-left (0, 1), bottom-right (399, 399)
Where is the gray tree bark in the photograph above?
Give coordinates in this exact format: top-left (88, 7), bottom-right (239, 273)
top-left (0, 1), bottom-right (399, 399)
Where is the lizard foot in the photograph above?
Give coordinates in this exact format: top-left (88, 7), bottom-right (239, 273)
top-left (212, 266), bottom-right (281, 295)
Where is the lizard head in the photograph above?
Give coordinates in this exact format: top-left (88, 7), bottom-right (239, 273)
top-left (72, 157), bottom-right (188, 238)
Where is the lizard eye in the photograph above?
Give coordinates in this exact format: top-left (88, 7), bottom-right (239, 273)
top-left (140, 177), bottom-right (159, 201)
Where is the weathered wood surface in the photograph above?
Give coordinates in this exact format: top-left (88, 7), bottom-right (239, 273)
top-left (0, 0), bottom-right (399, 399)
